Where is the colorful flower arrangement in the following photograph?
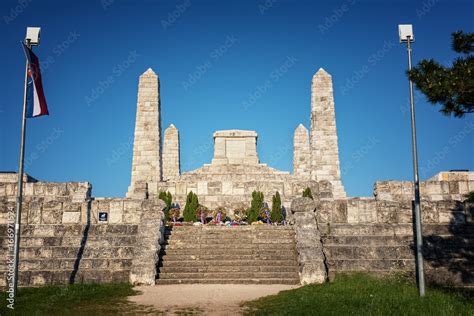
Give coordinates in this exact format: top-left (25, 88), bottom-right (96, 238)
top-left (212, 206), bottom-right (226, 224)
top-left (169, 207), bottom-right (181, 224)
top-left (195, 205), bottom-right (209, 224)
top-left (260, 207), bottom-right (272, 224)
top-left (232, 206), bottom-right (247, 222)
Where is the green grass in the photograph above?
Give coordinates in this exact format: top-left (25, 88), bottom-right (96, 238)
top-left (0, 283), bottom-right (156, 315)
top-left (243, 273), bottom-right (474, 316)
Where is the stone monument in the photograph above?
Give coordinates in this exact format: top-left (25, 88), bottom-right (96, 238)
top-left (126, 67), bottom-right (347, 208)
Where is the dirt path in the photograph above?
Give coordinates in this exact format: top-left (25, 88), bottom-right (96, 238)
top-left (129, 284), bottom-right (299, 315)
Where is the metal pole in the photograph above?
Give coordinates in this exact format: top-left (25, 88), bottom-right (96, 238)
top-left (12, 39), bottom-right (31, 298)
top-left (407, 36), bottom-right (425, 297)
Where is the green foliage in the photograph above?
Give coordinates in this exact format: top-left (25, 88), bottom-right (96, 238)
top-left (464, 191), bottom-right (474, 203)
top-left (271, 191), bottom-right (283, 223)
top-left (183, 191), bottom-right (199, 222)
top-left (243, 273), bottom-right (474, 315)
top-left (408, 31), bottom-right (473, 117)
top-left (246, 191), bottom-right (264, 224)
top-left (302, 187), bottom-right (313, 199)
top-left (158, 191), bottom-right (173, 220)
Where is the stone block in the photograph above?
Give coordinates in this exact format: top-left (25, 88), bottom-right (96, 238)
top-left (332, 200), bottom-right (347, 223)
top-left (62, 212), bottom-right (81, 223)
top-left (123, 209), bottom-right (141, 224)
top-left (197, 181), bottom-right (208, 195)
top-left (222, 182), bottom-right (233, 195)
top-left (28, 201), bottom-right (42, 224)
top-left (291, 198), bottom-right (316, 213)
top-left (421, 202), bottom-right (439, 223)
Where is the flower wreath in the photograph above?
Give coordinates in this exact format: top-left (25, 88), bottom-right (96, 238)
top-left (169, 207), bottom-right (181, 222)
top-left (233, 207), bottom-right (247, 221)
top-left (213, 206), bottom-right (227, 223)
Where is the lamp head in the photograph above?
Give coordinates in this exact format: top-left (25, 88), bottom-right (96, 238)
top-left (398, 24), bottom-right (414, 43)
top-left (26, 27), bottom-right (41, 46)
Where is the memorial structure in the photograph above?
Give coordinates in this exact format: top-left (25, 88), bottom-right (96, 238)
top-left (126, 68), bottom-right (346, 209)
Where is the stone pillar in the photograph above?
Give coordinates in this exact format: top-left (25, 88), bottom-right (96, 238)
top-left (163, 124), bottom-right (180, 180)
top-left (293, 124), bottom-right (310, 178)
top-left (127, 68), bottom-right (162, 198)
top-left (309, 68), bottom-right (346, 199)
top-left (291, 197), bottom-right (327, 285)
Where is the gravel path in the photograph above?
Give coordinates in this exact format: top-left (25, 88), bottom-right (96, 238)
top-left (129, 284), bottom-right (299, 315)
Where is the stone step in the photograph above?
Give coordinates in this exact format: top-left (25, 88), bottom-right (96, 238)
top-left (159, 265), bottom-right (298, 273)
top-left (163, 243), bottom-right (296, 250)
top-left (323, 235), bottom-right (473, 247)
top-left (159, 259), bottom-right (298, 267)
top-left (165, 233), bottom-right (296, 240)
top-left (156, 278), bottom-right (300, 285)
top-left (166, 225), bottom-right (294, 230)
top-left (165, 229), bottom-right (294, 234)
top-left (165, 235), bottom-right (295, 241)
top-left (158, 272), bottom-right (299, 280)
top-left (161, 248), bottom-right (295, 256)
top-left (320, 224), bottom-right (474, 236)
top-left (161, 254), bottom-right (297, 261)
top-left (324, 245), bottom-right (473, 260)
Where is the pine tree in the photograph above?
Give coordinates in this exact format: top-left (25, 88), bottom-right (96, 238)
top-left (159, 191), bottom-right (173, 220)
top-left (408, 31), bottom-right (473, 117)
top-left (183, 191), bottom-right (199, 222)
top-left (271, 191), bottom-right (283, 223)
top-left (246, 191), bottom-right (264, 224)
top-left (303, 187), bottom-right (313, 199)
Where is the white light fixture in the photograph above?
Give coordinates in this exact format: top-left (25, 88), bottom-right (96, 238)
top-left (26, 27), bottom-right (41, 45)
top-left (398, 24), bottom-right (414, 43)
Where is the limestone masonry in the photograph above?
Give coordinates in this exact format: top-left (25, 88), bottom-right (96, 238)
top-left (127, 67), bottom-right (346, 209)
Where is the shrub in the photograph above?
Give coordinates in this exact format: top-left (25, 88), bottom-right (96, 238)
top-left (464, 191), bottom-right (474, 203)
top-left (183, 191), bottom-right (199, 222)
top-left (158, 191), bottom-right (173, 220)
top-left (247, 191), bottom-right (264, 224)
top-left (271, 191), bottom-right (283, 223)
top-left (303, 187), bottom-right (313, 199)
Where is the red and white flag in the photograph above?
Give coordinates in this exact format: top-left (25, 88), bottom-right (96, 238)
top-left (22, 43), bottom-right (48, 118)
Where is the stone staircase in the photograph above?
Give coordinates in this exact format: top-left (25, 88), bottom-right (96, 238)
top-left (156, 225), bottom-right (300, 284)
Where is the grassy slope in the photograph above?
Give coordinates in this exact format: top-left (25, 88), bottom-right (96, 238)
top-left (243, 273), bottom-right (474, 316)
top-left (0, 283), bottom-right (155, 316)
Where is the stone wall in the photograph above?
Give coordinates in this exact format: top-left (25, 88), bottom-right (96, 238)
top-left (307, 173), bottom-right (474, 286)
top-left (291, 197), bottom-right (474, 286)
top-left (374, 171), bottom-right (473, 202)
top-left (0, 175), bottom-right (165, 287)
top-left (148, 168), bottom-right (330, 212)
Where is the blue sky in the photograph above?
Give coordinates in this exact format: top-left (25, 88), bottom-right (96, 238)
top-left (0, 0), bottom-right (473, 198)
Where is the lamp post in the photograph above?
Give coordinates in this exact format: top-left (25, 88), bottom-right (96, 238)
top-left (398, 24), bottom-right (425, 297)
top-left (12, 26), bottom-right (41, 300)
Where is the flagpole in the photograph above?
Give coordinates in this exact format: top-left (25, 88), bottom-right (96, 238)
top-left (12, 38), bottom-right (31, 298)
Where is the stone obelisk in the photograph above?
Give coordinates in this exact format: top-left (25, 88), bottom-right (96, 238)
top-left (127, 68), bottom-right (162, 198)
top-left (309, 68), bottom-right (346, 198)
top-left (293, 124), bottom-right (310, 179)
top-left (163, 124), bottom-right (180, 181)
